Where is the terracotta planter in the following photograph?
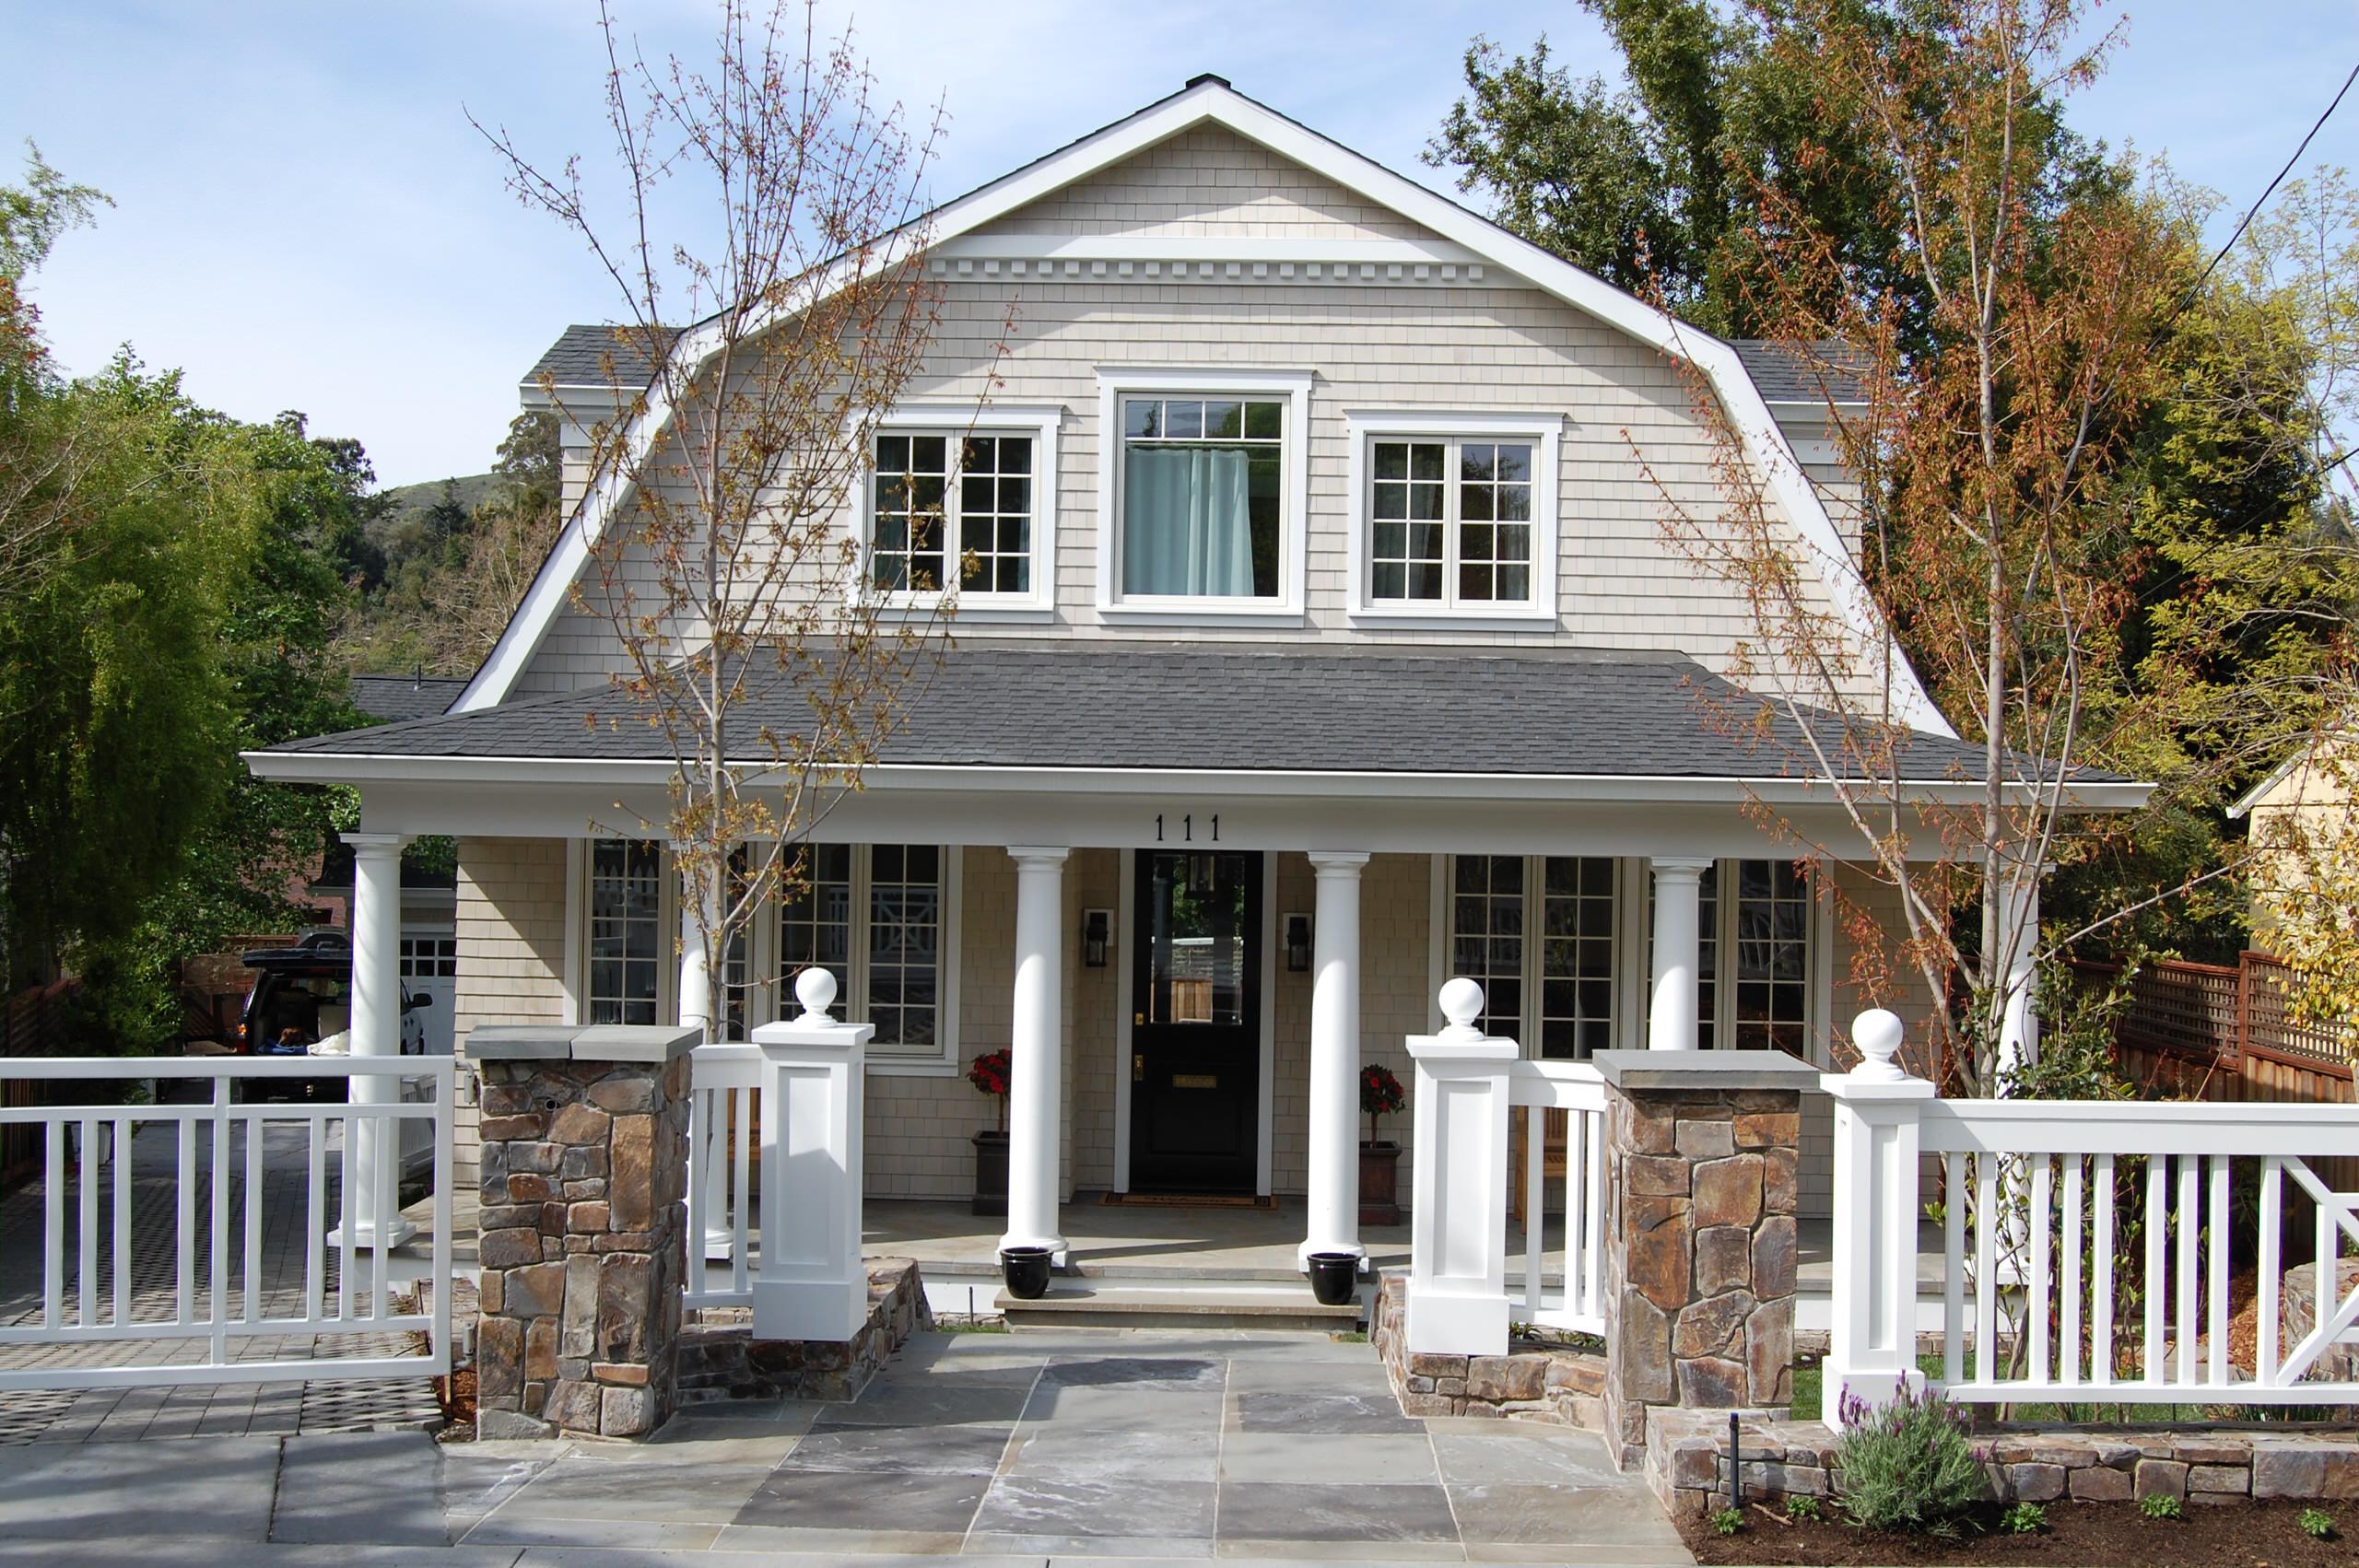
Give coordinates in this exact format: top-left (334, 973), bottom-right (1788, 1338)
top-left (971, 1130), bottom-right (1008, 1217)
top-left (1358, 1139), bottom-right (1401, 1227)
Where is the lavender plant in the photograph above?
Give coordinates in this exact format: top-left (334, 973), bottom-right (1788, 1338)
top-left (1833, 1380), bottom-right (1988, 1534)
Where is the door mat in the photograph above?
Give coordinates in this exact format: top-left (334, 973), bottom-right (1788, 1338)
top-left (1100, 1190), bottom-right (1276, 1211)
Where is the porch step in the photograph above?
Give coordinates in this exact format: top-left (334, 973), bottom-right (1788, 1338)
top-left (995, 1281), bottom-right (1366, 1333)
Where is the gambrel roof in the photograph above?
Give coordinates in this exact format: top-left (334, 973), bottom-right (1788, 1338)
top-left (463, 76), bottom-right (1949, 736)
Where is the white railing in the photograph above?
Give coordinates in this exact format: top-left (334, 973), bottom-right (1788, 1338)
top-left (1507, 1059), bottom-right (1609, 1337)
top-left (1825, 1009), bottom-right (2359, 1411)
top-left (685, 1041), bottom-right (760, 1309)
top-left (0, 1056), bottom-right (452, 1391)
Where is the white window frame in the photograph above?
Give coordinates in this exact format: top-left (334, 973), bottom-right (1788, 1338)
top-left (580, 838), bottom-right (676, 1029)
top-left (855, 404), bottom-right (1062, 624)
top-left (772, 843), bottom-right (964, 1076)
top-left (1438, 853), bottom-right (1628, 1060)
top-left (1344, 410), bottom-right (1562, 628)
top-left (1094, 367), bottom-right (1312, 626)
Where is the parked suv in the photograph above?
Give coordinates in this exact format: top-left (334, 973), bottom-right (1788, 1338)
top-left (232, 930), bottom-right (432, 1101)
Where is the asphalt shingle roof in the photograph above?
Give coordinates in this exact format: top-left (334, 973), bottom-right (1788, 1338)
top-left (1728, 340), bottom-right (1870, 404)
top-left (280, 643), bottom-right (2077, 784)
top-left (522, 324), bottom-right (674, 391)
top-left (346, 674), bottom-right (470, 723)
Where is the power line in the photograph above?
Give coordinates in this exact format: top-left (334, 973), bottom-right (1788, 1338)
top-left (2188, 58), bottom-right (2359, 298)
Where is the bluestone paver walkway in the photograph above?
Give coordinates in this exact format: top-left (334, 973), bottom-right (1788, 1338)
top-left (0, 1326), bottom-right (1695, 1566)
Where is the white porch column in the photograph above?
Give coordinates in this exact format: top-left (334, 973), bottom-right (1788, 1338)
top-left (1301, 851), bottom-right (1369, 1267)
top-left (675, 865), bottom-right (734, 1258)
top-left (1995, 868), bottom-right (2040, 1084)
top-left (338, 831), bottom-right (415, 1247)
top-left (1648, 857), bottom-right (1710, 1051)
top-left (1001, 847), bottom-right (1069, 1262)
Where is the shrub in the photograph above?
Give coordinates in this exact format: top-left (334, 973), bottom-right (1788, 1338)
top-left (1709, 1507), bottom-right (1744, 1537)
top-left (2001, 1503), bottom-right (2047, 1534)
top-left (1833, 1380), bottom-right (1987, 1534)
top-left (1785, 1495), bottom-right (1824, 1522)
top-left (2299, 1508), bottom-right (2337, 1540)
top-left (2140, 1492), bottom-right (2183, 1521)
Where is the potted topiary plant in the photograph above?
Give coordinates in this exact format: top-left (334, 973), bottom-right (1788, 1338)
top-left (1359, 1062), bottom-right (1405, 1226)
top-left (967, 1047), bottom-right (1011, 1217)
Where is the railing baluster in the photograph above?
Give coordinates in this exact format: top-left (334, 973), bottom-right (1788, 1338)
top-left (1522, 1105), bottom-right (1543, 1318)
top-left (684, 1085), bottom-right (708, 1278)
top-left (372, 1106), bottom-right (393, 1323)
top-left (1942, 1151), bottom-right (1965, 1386)
top-left (2092, 1153), bottom-right (2116, 1386)
top-left (111, 1114), bottom-right (132, 1328)
top-left (2257, 1156), bottom-right (2283, 1387)
top-left (2177, 1155), bottom-right (2199, 1385)
top-left (176, 1113), bottom-right (196, 1326)
top-left (2061, 1154), bottom-right (2083, 1387)
top-left (306, 1116), bottom-right (326, 1325)
top-left (337, 1110), bottom-right (358, 1323)
top-left (2207, 1155), bottom-right (2231, 1387)
top-left (42, 1121), bottom-right (63, 1330)
top-left (243, 1108), bottom-right (264, 1323)
top-left (2029, 1154), bottom-right (2053, 1385)
top-left (1974, 1153), bottom-right (1998, 1385)
top-left (76, 1115), bottom-right (98, 1329)
top-left (210, 1079), bottom-right (230, 1363)
top-left (2145, 1153), bottom-right (2165, 1383)
top-left (1583, 1106), bottom-right (1605, 1322)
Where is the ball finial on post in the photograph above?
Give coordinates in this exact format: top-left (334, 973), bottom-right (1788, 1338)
top-left (1850, 1008), bottom-right (1907, 1082)
top-left (1438, 977), bottom-right (1486, 1040)
top-left (794, 966), bottom-right (839, 1022)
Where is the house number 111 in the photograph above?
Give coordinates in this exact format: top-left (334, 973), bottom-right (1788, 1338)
top-left (1152, 813), bottom-right (1218, 843)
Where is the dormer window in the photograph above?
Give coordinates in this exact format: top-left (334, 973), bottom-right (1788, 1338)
top-left (1346, 412), bottom-right (1562, 626)
top-left (861, 406), bottom-right (1062, 621)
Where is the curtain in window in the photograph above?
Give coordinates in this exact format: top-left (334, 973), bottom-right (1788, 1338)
top-left (1122, 447), bottom-right (1253, 596)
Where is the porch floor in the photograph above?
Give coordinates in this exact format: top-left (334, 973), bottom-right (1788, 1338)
top-left (863, 1196), bottom-right (1414, 1282)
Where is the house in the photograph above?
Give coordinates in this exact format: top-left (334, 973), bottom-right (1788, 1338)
top-left (2229, 728), bottom-right (2358, 948)
top-left (244, 77), bottom-right (2143, 1266)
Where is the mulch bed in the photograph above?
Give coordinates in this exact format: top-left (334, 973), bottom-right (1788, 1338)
top-left (1679, 1499), bottom-right (2353, 1566)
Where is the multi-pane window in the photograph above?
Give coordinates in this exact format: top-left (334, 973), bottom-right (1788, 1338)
top-left (1121, 396), bottom-right (1283, 598)
top-left (871, 432), bottom-right (1035, 596)
top-left (397, 936), bottom-right (457, 978)
top-left (1369, 438), bottom-right (1534, 606)
top-left (1450, 856), bottom-right (1619, 1059)
top-left (587, 839), bottom-right (663, 1025)
top-left (1661, 860), bottom-right (1813, 1051)
top-left (778, 844), bottom-right (945, 1059)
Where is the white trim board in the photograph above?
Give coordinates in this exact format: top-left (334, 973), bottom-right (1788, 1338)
top-left (457, 79), bottom-right (1949, 736)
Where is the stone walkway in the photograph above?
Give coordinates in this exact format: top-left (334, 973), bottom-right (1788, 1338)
top-left (0, 1327), bottom-right (1694, 1565)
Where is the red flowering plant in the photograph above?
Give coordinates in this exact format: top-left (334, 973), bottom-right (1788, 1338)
top-left (1360, 1062), bottom-right (1405, 1145)
top-left (968, 1047), bottom-right (1012, 1133)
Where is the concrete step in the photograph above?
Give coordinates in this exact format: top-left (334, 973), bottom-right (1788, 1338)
top-left (995, 1281), bottom-right (1367, 1333)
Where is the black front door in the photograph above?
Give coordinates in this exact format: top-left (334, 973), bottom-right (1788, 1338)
top-left (1129, 850), bottom-right (1262, 1193)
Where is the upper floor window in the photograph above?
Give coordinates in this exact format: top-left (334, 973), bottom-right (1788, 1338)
top-left (1348, 413), bottom-right (1562, 625)
top-left (1096, 370), bottom-right (1311, 621)
top-left (863, 407), bottom-right (1061, 618)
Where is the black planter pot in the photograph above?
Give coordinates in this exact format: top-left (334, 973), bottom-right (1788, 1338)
top-left (1307, 1251), bottom-right (1360, 1306)
top-left (1001, 1246), bottom-right (1054, 1301)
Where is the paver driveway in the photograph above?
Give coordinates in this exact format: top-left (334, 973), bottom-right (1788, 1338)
top-left (0, 1326), bottom-right (1694, 1563)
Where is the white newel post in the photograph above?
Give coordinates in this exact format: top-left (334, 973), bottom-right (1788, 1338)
top-left (338, 831), bottom-right (416, 1247)
top-left (1822, 1008), bottom-right (1934, 1414)
top-left (1302, 851), bottom-right (1369, 1268)
top-left (676, 871), bottom-right (734, 1260)
top-left (749, 968), bottom-right (873, 1340)
top-left (1002, 847), bottom-right (1069, 1262)
top-left (1648, 857), bottom-right (1709, 1051)
top-left (1403, 978), bottom-right (1515, 1356)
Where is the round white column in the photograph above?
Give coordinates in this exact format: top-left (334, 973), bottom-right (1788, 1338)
top-left (342, 831), bottom-right (416, 1247)
top-left (1001, 847), bottom-right (1070, 1260)
top-left (673, 866), bottom-right (735, 1259)
top-left (1995, 869), bottom-right (2040, 1085)
top-left (1302, 851), bottom-right (1369, 1267)
top-left (1648, 858), bottom-right (1711, 1051)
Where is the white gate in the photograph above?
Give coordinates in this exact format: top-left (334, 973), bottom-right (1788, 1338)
top-left (0, 1057), bottom-right (452, 1391)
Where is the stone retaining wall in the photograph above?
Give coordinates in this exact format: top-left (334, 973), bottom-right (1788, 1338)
top-left (1644, 1410), bottom-right (2359, 1519)
top-left (1372, 1271), bottom-right (1605, 1426)
top-left (677, 1259), bottom-right (933, 1406)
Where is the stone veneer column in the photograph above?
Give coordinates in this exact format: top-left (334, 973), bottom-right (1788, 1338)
top-left (1592, 1048), bottom-right (1818, 1466)
top-left (466, 1022), bottom-right (698, 1440)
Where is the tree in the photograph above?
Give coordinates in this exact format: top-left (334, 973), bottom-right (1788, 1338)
top-left (475, 0), bottom-right (987, 1040)
top-left (1638, 0), bottom-right (2184, 1094)
top-left (0, 143), bottom-right (111, 600)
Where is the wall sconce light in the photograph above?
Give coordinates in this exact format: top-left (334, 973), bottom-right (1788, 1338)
top-left (1082, 907), bottom-right (1112, 968)
top-left (1284, 912), bottom-right (1312, 973)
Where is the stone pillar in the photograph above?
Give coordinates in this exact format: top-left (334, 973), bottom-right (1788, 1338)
top-left (1647, 858), bottom-right (1709, 1052)
top-left (1593, 1047), bottom-right (1816, 1466)
top-left (338, 831), bottom-right (415, 1247)
top-left (1302, 851), bottom-right (1369, 1267)
top-left (750, 968), bottom-right (873, 1341)
top-left (466, 1022), bottom-right (698, 1440)
top-left (1403, 978), bottom-right (1516, 1355)
top-left (1002, 848), bottom-right (1069, 1262)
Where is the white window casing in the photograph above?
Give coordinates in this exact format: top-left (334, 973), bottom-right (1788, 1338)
top-left (1344, 410), bottom-right (1563, 628)
top-left (854, 404), bottom-right (1062, 624)
top-left (1093, 367), bottom-right (1313, 626)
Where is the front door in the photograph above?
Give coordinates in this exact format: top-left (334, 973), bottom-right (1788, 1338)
top-left (1129, 850), bottom-right (1262, 1193)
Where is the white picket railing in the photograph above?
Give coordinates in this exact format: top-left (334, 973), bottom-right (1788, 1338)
top-left (684, 1041), bottom-right (760, 1309)
top-left (1507, 1059), bottom-right (1608, 1337)
top-left (1825, 1009), bottom-right (2359, 1410)
top-left (0, 1056), bottom-right (452, 1391)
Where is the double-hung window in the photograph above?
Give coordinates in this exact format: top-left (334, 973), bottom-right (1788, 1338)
top-left (865, 409), bottom-right (1060, 617)
top-left (1097, 370), bottom-right (1311, 618)
top-left (1349, 415), bottom-right (1560, 623)
top-left (777, 843), bottom-right (959, 1068)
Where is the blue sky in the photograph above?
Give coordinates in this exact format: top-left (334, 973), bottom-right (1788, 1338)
top-left (5, 1), bottom-right (2356, 486)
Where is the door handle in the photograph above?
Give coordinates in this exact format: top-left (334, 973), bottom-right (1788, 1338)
top-left (1133, 1012), bottom-right (1145, 1026)
top-left (1133, 1053), bottom-right (1145, 1082)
